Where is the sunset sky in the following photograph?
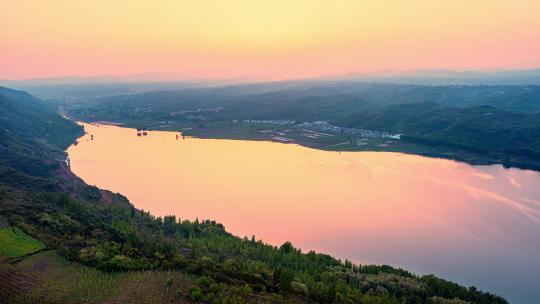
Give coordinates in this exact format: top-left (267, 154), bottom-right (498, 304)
top-left (2, 0), bottom-right (540, 80)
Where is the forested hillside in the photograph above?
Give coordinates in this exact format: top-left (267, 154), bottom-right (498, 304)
top-left (0, 86), bottom-right (508, 303)
top-left (67, 82), bottom-right (540, 119)
top-left (341, 102), bottom-right (540, 165)
top-left (0, 86), bottom-right (82, 190)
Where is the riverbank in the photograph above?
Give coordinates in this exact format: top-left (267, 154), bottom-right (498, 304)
top-left (78, 117), bottom-right (540, 172)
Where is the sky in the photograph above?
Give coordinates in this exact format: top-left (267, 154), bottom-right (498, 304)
top-left (2, 0), bottom-right (540, 80)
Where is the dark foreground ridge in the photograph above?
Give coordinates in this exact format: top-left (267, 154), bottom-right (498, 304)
top-left (0, 86), bottom-right (507, 303)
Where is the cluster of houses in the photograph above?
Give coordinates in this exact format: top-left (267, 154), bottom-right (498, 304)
top-left (298, 121), bottom-right (400, 139)
top-left (169, 107), bottom-right (223, 117)
top-left (234, 119), bottom-right (400, 140)
top-left (238, 119), bottom-right (297, 126)
top-left (132, 106), bottom-right (154, 113)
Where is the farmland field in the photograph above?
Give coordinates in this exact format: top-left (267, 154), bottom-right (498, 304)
top-left (0, 250), bottom-right (196, 303)
top-left (0, 227), bottom-right (45, 259)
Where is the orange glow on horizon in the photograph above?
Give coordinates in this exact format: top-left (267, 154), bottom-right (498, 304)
top-left (1, 0), bottom-right (540, 80)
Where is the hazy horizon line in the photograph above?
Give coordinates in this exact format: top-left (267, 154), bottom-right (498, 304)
top-left (2, 66), bottom-right (540, 85)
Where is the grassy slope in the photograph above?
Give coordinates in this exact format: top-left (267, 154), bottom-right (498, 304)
top-left (0, 250), bottom-right (196, 304)
top-left (0, 227), bottom-right (45, 259)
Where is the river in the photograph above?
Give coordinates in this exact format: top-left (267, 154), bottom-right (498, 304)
top-left (67, 123), bottom-right (540, 303)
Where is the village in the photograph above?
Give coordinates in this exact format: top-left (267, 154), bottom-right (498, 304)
top-left (233, 119), bottom-right (401, 148)
top-left (109, 111), bottom-right (403, 150)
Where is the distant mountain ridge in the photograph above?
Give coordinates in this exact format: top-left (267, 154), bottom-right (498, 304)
top-left (325, 68), bottom-right (540, 85)
top-left (2, 67), bottom-right (540, 88)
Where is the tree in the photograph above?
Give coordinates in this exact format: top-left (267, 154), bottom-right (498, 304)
top-left (278, 268), bottom-right (295, 294)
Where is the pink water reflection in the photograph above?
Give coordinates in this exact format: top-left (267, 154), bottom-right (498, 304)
top-left (68, 123), bottom-right (540, 303)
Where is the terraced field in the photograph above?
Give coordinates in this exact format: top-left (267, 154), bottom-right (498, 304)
top-left (0, 227), bottom-right (45, 259)
top-left (0, 227), bottom-right (194, 303)
top-left (0, 251), bottom-right (196, 304)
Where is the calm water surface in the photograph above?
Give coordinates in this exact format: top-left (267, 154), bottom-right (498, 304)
top-left (68, 123), bottom-right (540, 303)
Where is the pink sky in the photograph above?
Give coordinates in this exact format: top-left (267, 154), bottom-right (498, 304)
top-left (1, 0), bottom-right (540, 80)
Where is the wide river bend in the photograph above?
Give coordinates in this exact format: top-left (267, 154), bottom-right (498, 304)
top-left (67, 123), bottom-right (540, 303)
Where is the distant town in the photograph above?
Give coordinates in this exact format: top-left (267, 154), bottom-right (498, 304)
top-left (235, 119), bottom-right (400, 145)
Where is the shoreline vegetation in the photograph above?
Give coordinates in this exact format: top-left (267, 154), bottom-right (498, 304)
top-left (88, 118), bottom-right (537, 172)
top-left (0, 85), bottom-right (511, 303)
